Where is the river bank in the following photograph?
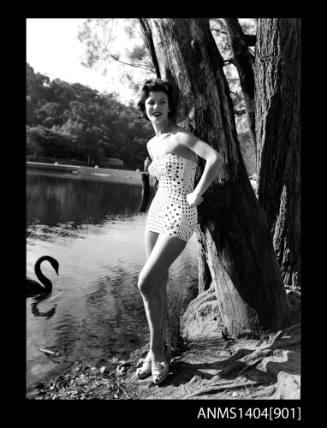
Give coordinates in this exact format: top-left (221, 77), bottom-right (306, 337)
top-left (26, 287), bottom-right (301, 400)
top-left (26, 163), bottom-right (298, 400)
top-left (27, 161), bottom-right (152, 186)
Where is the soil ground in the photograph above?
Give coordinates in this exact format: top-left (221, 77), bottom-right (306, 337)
top-left (26, 289), bottom-right (300, 400)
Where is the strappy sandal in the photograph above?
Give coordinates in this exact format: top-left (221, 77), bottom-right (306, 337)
top-left (136, 353), bottom-right (152, 379)
top-left (151, 360), bottom-right (170, 385)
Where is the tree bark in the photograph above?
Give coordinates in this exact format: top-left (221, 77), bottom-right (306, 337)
top-left (224, 18), bottom-right (256, 152)
top-left (255, 19), bottom-right (301, 288)
top-left (140, 18), bottom-right (291, 339)
top-left (195, 229), bottom-right (212, 294)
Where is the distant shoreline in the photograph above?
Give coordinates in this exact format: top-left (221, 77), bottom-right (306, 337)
top-left (26, 161), bottom-right (153, 186)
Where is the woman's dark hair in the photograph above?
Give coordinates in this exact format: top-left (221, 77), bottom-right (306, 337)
top-left (137, 78), bottom-right (177, 121)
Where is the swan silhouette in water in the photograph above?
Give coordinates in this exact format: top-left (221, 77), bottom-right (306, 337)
top-left (31, 293), bottom-right (57, 319)
top-left (26, 255), bottom-right (59, 297)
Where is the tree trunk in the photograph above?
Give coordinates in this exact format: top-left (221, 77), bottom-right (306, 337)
top-left (139, 172), bottom-right (150, 212)
top-left (255, 19), bottom-right (301, 288)
top-left (140, 18), bottom-right (291, 339)
top-left (195, 229), bottom-right (212, 294)
top-left (224, 18), bottom-right (256, 152)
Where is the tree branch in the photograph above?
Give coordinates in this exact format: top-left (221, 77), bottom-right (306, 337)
top-left (138, 19), bottom-right (161, 78)
top-left (103, 20), bottom-right (154, 72)
top-left (106, 50), bottom-right (154, 72)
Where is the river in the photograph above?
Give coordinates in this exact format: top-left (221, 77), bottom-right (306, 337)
top-left (26, 170), bottom-right (200, 389)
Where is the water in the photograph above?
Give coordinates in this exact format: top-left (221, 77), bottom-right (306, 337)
top-left (26, 170), bottom-right (199, 389)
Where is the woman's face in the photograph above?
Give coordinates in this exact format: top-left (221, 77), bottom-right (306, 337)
top-left (145, 91), bottom-right (170, 123)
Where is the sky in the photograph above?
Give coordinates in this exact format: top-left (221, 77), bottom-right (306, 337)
top-left (26, 18), bottom-right (147, 105)
top-left (26, 18), bottom-right (255, 107)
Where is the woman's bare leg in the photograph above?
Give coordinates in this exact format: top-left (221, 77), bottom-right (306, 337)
top-left (144, 231), bottom-right (168, 351)
top-left (138, 233), bottom-right (186, 362)
top-left (145, 230), bottom-right (159, 259)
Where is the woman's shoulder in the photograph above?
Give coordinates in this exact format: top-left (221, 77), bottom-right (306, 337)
top-left (146, 136), bottom-right (156, 158)
top-left (174, 127), bottom-right (197, 146)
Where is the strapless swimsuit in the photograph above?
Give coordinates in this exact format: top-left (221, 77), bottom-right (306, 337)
top-left (146, 153), bottom-right (198, 241)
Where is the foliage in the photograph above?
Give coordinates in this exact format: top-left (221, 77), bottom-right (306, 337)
top-left (26, 19), bottom-right (257, 170)
top-left (77, 18), bottom-right (256, 172)
top-left (26, 63), bottom-right (153, 168)
top-left (77, 19), bottom-right (154, 99)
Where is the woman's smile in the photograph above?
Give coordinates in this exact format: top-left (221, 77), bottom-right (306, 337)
top-left (151, 111), bottom-right (162, 118)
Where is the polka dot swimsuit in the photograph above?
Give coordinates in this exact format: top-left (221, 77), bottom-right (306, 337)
top-left (146, 153), bottom-right (198, 241)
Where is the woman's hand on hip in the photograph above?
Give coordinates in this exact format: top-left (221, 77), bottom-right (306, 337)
top-left (186, 191), bottom-right (203, 207)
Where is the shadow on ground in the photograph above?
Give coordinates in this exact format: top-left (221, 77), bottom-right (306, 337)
top-left (125, 323), bottom-right (301, 400)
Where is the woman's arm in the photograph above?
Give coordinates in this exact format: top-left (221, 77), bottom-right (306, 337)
top-left (144, 156), bottom-right (152, 173)
top-left (144, 140), bottom-right (154, 173)
top-left (146, 140), bottom-right (154, 160)
top-left (179, 133), bottom-right (224, 207)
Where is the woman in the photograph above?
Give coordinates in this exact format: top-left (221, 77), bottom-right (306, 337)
top-left (136, 78), bottom-right (224, 385)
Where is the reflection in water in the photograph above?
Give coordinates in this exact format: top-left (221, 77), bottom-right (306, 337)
top-left (27, 173), bottom-right (143, 227)
top-left (30, 294), bottom-right (57, 320)
top-left (26, 171), bottom-right (199, 389)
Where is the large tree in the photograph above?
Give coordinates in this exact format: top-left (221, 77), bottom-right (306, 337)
top-left (222, 19), bottom-right (301, 289)
top-left (255, 18), bottom-right (301, 288)
top-left (139, 18), bottom-right (291, 340)
top-left (224, 18), bottom-right (256, 151)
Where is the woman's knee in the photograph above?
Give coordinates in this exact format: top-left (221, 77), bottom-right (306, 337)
top-left (137, 271), bottom-right (165, 296)
top-left (137, 273), bottom-right (152, 296)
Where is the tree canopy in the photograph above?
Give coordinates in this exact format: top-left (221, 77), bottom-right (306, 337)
top-left (26, 63), bottom-right (153, 169)
top-left (27, 19), bottom-right (257, 173)
top-left (77, 18), bottom-right (256, 173)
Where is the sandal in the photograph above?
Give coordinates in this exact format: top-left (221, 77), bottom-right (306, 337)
top-left (136, 353), bottom-right (152, 379)
top-left (151, 360), bottom-right (170, 385)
